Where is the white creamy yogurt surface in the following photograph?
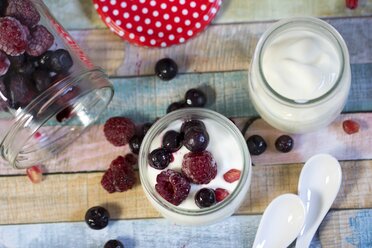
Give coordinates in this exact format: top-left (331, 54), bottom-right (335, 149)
top-left (147, 118), bottom-right (244, 210)
top-left (262, 29), bottom-right (340, 102)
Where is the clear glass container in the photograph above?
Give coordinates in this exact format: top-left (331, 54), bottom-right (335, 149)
top-left (0, 0), bottom-right (114, 168)
top-left (249, 17), bottom-right (351, 133)
top-left (139, 108), bottom-right (252, 226)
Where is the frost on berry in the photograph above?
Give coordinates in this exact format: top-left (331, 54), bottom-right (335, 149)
top-left (103, 117), bottom-right (136, 146)
top-left (0, 17), bottom-right (28, 56)
top-left (181, 151), bottom-right (217, 184)
top-left (26, 25), bottom-right (54, 56)
top-left (5, 0), bottom-right (40, 28)
top-left (26, 165), bottom-right (43, 184)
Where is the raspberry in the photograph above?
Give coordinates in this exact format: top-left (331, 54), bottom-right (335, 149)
top-left (181, 151), bottom-right (217, 184)
top-left (26, 25), bottom-right (54, 56)
top-left (0, 17), bottom-right (28, 56)
top-left (343, 119), bottom-right (360, 134)
top-left (101, 156), bottom-right (136, 193)
top-left (26, 165), bottom-right (43, 184)
top-left (215, 188), bottom-right (230, 202)
top-left (104, 117), bottom-right (136, 146)
top-left (223, 169), bottom-right (241, 183)
top-left (155, 169), bottom-right (190, 206)
top-left (5, 0), bottom-right (40, 28)
top-left (0, 51), bottom-right (10, 76)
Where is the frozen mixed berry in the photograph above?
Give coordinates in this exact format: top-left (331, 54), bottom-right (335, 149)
top-left (182, 151), bottom-right (217, 184)
top-left (101, 168), bottom-right (116, 193)
top-left (104, 240), bottom-right (124, 248)
top-left (223, 169), bottom-right (241, 183)
top-left (162, 130), bottom-right (183, 152)
top-left (8, 54), bottom-right (25, 68)
top-left (48, 49), bottom-right (73, 73)
top-left (195, 188), bottom-right (216, 208)
top-left (17, 60), bottom-right (34, 75)
top-left (110, 156), bottom-right (136, 192)
top-left (180, 119), bottom-right (206, 134)
top-left (104, 117), bottom-right (136, 146)
top-left (166, 101), bottom-right (185, 113)
top-left (5, 72), bottom-right (36, 108)
top-left (85, 206), bottom-right (110, 230)
top-left (155, 58), bottom-right (178, 81)
top-left (26, 25), bottom-right (54, 56)
top-left (26, 165), bottom-right (43, 184)
top-left (0, 51), bottom-right (10, 76)
top-left (129, 135), bottom-right (142, 154)
top-left (124, 153), bottom-right (137, 166)
top-left (148, 148), bottom-right (172, 170)
top-left (346, 0), bottom-right (358, 9)
top-left (215, 188), bottom-right (230, 202)
top-left (343, 119), bottom-right (360, 134)
top-left (0, 17), bottom-right (28, 56)
top-left (183, 126), bottom-right (209, 152)
top-left (185, 89), bottom-right (207, 107)
top-left (36, 50), bottom-right (53, 69)
top-left (155, 169), bottom-right (190, 206)
top-left (0, 0), bottom-right (7, 16)
top-left (5, 0), bottom-right (40, 27)
top-left (246, 135), bottom-right (267, 155)
top-left (141, 122), bottom-right (153, 136)
top-left (33, 69), bottom-right (52, 92)
top-left (275, 135), bottom-right (294, 153)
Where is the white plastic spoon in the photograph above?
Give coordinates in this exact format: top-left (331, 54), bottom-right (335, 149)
top-left (296, 154), bottom-right (342, 248)
top-left (253, 194), bottom-right (306, 248)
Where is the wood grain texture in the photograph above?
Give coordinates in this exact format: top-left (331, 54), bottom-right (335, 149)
top-left (1, 160), bottom-right (372, 224)
top-left (43, 0), bottom-right (372, 29)
top-left (70, 17), bottom-right (372, 77)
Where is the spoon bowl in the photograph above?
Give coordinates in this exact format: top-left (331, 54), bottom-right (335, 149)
top-left (296, 154), bottom-right (342, 248)
top-left (253, 194), bottom-right (306, 248)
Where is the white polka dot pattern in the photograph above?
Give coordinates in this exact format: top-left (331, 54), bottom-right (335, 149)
top-left (93, 0), bottom-right (222, 47)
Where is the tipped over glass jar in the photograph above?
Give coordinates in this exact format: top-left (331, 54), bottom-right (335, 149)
top-left (0, 0), bottom-right (114, 169)
top-left (248, 17), bottom-right (351, 133)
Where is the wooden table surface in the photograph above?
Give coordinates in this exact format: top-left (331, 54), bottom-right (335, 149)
top-left (0, 0), bottom-right (372, 247)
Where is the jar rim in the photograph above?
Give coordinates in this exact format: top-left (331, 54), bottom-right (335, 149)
top-left (138, 108), bottom-right (252, 217)
top-left (257, 17), bottom-right (347, 105)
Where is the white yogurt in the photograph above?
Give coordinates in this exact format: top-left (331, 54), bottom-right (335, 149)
top-left (147, 118), bottom-right (244, 210)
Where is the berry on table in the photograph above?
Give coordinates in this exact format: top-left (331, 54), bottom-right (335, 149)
top-left (166, 101), bottom-right (185, 113)
top-left (110, 156), bottom-right (136, 192)
top-left (195, 188), bottom-right (216, 208)
top-left (104, 117), bottom-right (136, 146)
top-left (0, 51), bottom-right (10, 76)
top-left (26, 165), bottom-right (43, 184)
top-left (182, 151), bottom-right (217, 184)
top-left (343, 119), bottom-right (360, 134)
top-left (101, 168), bottom-right (116, 193)
top-left (183, 126), bottom-right (209, 152)
top-left (0, 17), bottom-right (28, 56)
top-left (85, 206), bottom-right (110, 230)
top-left (48, 49), bottom-right (73, 73)
top-left (155, 169), bottom-right (190, 206)
top-left (155, 58), bottom-right (178, 81)
top-left (246, 135), bottom-right (267, 155)
top-left (129, 135), bottom-right (142, 154)
top-left (124, 153), bottom-right (137, 166)
top-left (180, 119), bottom-right (206, 134)
top-left (5, 0), bottom-right (40, 28)
top-left (185, 88), bottom-right (207, 107)
top-left (215, 188), bottom-right (230, 202)
top-left (26, 25), bottom-right (54, 56)
top-left (104, 240), bottom-right (124, 248)
top-left (148, 148), bottom-right (172, 170)
top-left (162, 130), bottom-right (183, 152)
top-left (275, 135), bottom-right (294, 153)
top-left (223, 169), bottom-right (241, 183)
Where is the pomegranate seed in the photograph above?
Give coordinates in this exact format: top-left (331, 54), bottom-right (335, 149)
top-left (346, 0), bottom-right (358, 9)
top-left (223, 169), bottom-right (241, 183)
top-left (26, 165), bottom-right (43, 184)
top-left (215, 188), bottom-right (230, 202)
top-left (343, 119), bottom-right (360, 134)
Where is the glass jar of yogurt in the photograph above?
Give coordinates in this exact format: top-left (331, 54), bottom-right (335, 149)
top-left (139, 108), bottom-right (252, 226)
top-left (0, 0), bottom-right (113, 168)
top-left (249, 17), bottom-right (351, 133)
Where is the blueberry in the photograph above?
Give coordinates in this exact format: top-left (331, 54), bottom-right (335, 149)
top-left (49, 49), bottom-right (73, 72)
top-left (104, 240), bottom-right (124, 248)
top-left (85, 206), bottom-right (110, 230)
top-left (148, 148), bottom-right (172, 170)
top-left (183, 126), bottom-right (209, 152)
top-left (142, 122), bottom-right (153, 137)
top-left (166, 101), bottom-right (185, 113)
top-left (129, 135), bottom-right (143, 154)
top-left (185, 89), bottom-right (207, 107)
top-left (180, 119), bottom-right (206, 134)
top-left (33, 70), bottom-right (52, 92)
top-left (17, 61), bottom-right (35, 75)
top-left (246, 135), bottom-right (267, 155)
top-left (195, 188), bottom-right (216, 208)
top-left (162, 130), bottom-right (183, 152)
top-left (36, 51), bottom-right (53, 69)
top-left (8, 54), bottom-right (25, 69)
top-left (275, 135), bottom-right (294, 153)
top-left (0, 0), bottom-right (8, 16)
top-left (155, 58), bottom-right (178, 81)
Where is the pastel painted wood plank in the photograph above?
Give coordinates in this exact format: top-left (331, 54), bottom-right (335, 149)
top-left (244, 113), bottom-right (372, 166)
top-left (70, 17), bottom-right (372, 77)
top-left (0, 209), bottom-right (371, 248)
top-left (43, 0), bottom-right (372, 29)
top-left (1, 160), bottom-right (372, 224)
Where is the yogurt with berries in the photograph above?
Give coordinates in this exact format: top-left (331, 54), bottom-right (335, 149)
top-left (139, 109), bottom-right (251, 226)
